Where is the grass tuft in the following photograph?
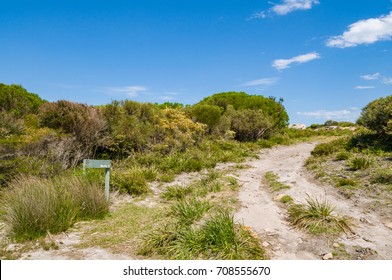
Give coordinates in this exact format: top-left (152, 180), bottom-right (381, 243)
top-left (349, 157), bottom-right (372, 170)
top-left (288, 196), bottom-right (353, 235)
top-left (170, 198), bottom-right (212, 226)
top-left (139, 210), bottom-right (266, 260)
top-left (264, 171), bottom-right (290, 192)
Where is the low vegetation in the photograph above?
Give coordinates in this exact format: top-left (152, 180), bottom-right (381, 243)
top-left (1, 175), bottom-right (109, 241)
top-left (287, 196), bottom-right (353, 235)
top-left (306, 98), bottom-right (392, 216)
top-left (264, 171), bottom-right (290, 192)
top-left (139, 171), bottom-right (267, 260)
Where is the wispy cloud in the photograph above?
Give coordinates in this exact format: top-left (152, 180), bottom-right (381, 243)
top-left (297, 108), bottom-right (360, 120)
top-left (271, 0), bottom-right (320, 15)
top-left (355, 86), bottom-right (375, 90)
top-left (241, 77), bottom-right (279, 87)
top-left (383, 77), bottom-right (392, 85)
top-left (272, 52), bottom-right (321, 70)
top-left (247, 11), bottom-right (266, 20)
top-left (106, 86), bottom-right (148, 97)
top-left (361, 72), bottom-right (380, 80)
top-left (327, 12), bottom-right (392, 48)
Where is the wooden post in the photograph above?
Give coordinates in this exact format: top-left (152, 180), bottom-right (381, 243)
top-left (83, 159), bottom-right (111, 202)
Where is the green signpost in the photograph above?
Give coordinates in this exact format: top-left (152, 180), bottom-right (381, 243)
top-left (83, 159), bottom-right (111, 202)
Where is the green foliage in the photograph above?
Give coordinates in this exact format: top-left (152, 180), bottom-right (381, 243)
top-left (155, 102), bottom-right (184, 109)
top-left (170, 198), bottom-right (212, 226)
top-left (0, 83), bottom-right (45, 117)
top-left (161, 185), bottom-right (194, 200)
top-left (139, 210), bottom-right (266, 260)
top-left (188, 104), bottom-right (222, 133)
top-left (38, 100), bottom-right (107, 167)
top-left (197, 92), bottom-right (289, 141)
top-left (280, 195), bottom-right (294, 204)
top-left (1, 175), bottom-right (109, 241)
top-left (336, 178), bottom-right (357, 188)
top-left (349, 157), bottom-right (372, 170)
top-left (371, 169), bottom-right (392, 185)
top-left (335, 151), bottom-right (350, 161)
top-left (111, 169), bottom-right (150, 196)
top-left (311, 138), bottom-right (348, 157)
top-left (357, 95), bottom-right (392, 135)
top-left (0, 111), bottom-right (25, 136)
top-left (348, 131), bottom-right (392, 152)
top-left (288, 196), bottom-right (353, 235)
top-left (264, 171), bottom-right (290, 192)
top-left (229, 109), bottom-right (274, 141)
top-left (324, 120), bottom-right (339, 127)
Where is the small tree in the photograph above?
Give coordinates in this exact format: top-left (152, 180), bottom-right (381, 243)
top-left (188, 104), bottom-right (222, 133)
top-left (357, 95), bottom-right (392, 135)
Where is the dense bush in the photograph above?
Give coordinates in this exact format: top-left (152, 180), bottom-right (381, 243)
top-left (357, 95), bottom-right (392, 135)
top-left (0, 83), bottom-right (45, 117)
top-left (38, 100), bottom-right (107, 166)
top-left (229, 109), bottom-right (273, 141)
top-left (311, 138), bottom-right (348, 157)
top-left (188, 104), bottom-right (222, 134)
top-left (199, 92), bottom-right (288, 125)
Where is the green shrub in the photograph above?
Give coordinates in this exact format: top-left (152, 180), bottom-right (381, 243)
top-left (139, 210), bottom-right (266, 260)
top-left (335, 151), bottom-right (350, 161)
top-left (336, 178), bottom-right (357, 188)
top-left (371, 169), bottom-right (392, 184)
top-left (349, 157), bottom-right (372, 170)
top-left (311, 138), bottom-right (348, 157)
top-left (161, 185), bottom-right (193, 200)
top-left (1, 175), bottom-right (109, 241)
top-left (280, 195), bottom-right (294, 204)
top-left (111, 170), bottom-right (150, 196)
top-left (0, 83), bottom-right (45, 117)
top-left (357, 95), bottom-right (392, 135)
top-left (226, 176), bottom-right (240, 190)
top-left (287, 196), bottom-right (353, 235)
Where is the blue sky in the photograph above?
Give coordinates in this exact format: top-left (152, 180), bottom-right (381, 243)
top-left (1, 0), bottom-right (392, 125)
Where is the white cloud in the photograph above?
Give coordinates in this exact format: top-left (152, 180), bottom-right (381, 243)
top-left (297, 109), bottom-right (360, 120)
top-left (271, 0), bottom-right (320, 15)
top-left (242, 77), bottom-right (279, 87)
top-left (327, 12), bottom-right (392, 48)
top-left (272, 52), bottom-right (320, 70)
top-left (159, 96), bottom-right (175, 101)
top-left (355, 86), bottom-right (375, 90)
top-left (107, 86), bottom-right (148, 97)
top-left (361, 72), bottom-right (380, 80)
top-left (248, 11), bottom-right (267, 20)
top-left (384, 77), bottom-right (392, 84)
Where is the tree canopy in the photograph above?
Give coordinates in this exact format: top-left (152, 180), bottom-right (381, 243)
top-left (357, 95), bottom-right (392, 135)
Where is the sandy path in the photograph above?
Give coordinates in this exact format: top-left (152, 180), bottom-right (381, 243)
top-left (234, 142), bottom-right (392, 259)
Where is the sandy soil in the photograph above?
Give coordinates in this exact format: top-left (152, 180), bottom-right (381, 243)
top-left (12, 141), bottom-right (392, 259)
top-left (234, 142), bottom-right (392, 259)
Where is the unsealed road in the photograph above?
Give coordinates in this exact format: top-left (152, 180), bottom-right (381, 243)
top-left (235, 142), bottom-right (392, 260)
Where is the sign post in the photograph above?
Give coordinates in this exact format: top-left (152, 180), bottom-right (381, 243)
top-left (83, 159), bottom-right (111, 202)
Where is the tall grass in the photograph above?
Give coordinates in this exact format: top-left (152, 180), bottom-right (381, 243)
top-left (1, 175), bottom-right (109, 241)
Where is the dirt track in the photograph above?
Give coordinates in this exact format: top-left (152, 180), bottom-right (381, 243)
top-left (235, 142), bottom-right (392, 259)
